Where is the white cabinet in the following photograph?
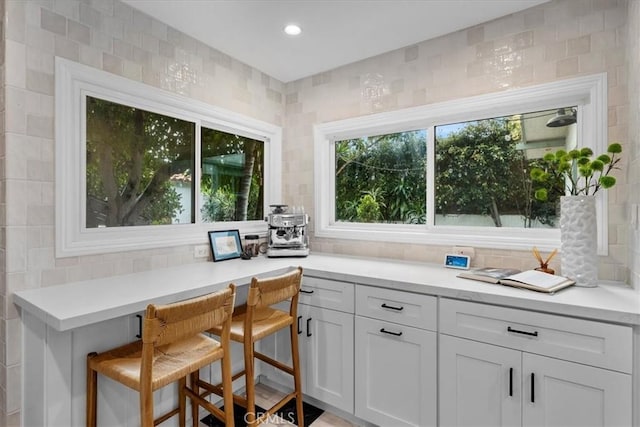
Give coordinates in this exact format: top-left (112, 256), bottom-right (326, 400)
top-left (300, 303), bottom-right (354, 410)
top-left (439, 298), bottom-right (633, 427)
top-left (260, 276), bottom-right (355, 413)
top-left (439, 335), bottom-right (521, 427)
top-left (354, 286), bottom-right (437, 427)
top-left (522, 352), bottom-right (631, 427)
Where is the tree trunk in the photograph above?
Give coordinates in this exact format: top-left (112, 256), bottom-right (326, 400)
top-left (122, 162), bottom-right (173, 224)
top-left (118, 109), bottom-right (145, 225)
top-left (235, 140), bottom-right (256, 221)
top-left (490, 197), bottom-right (502, 227)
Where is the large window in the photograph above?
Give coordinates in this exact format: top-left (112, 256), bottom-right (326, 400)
top-left (335, 130), bottom-right (426, 224)
top-left (333, 109), bottom-right (573, 230)
top-left (434, 108), bottom-right (573, 229)
top-left (56, 58), bottom-right (281, 257)
top-left (85, 96), bottom-right (196, 228)
top-left (200, 127), bottom-right (264, 222)
top-left (315, 74), bottom-right (609, 254)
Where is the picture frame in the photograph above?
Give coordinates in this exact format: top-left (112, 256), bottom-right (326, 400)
top-left (208, 230), bottom-right (243, 262)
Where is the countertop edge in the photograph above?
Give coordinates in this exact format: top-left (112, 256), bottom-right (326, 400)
top-left (14, 254), bottom-right (640, 330)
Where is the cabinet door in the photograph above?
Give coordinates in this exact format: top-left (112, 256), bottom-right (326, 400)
top-left (355, 316), bottom-right (437, 427)
top-left (523, 353), bottom-right (632, 427)
top-left (258, 303), bottom-right (355, 414)
top-left (439, 335), bottom-right (521, 427)
top-left (304, 304), bottom-right (354, 413)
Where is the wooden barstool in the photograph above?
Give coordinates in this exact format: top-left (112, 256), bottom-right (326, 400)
top-left (199, 267), bottom-right (305, 427)
top-left (86, 284), bottom-right (236, 427)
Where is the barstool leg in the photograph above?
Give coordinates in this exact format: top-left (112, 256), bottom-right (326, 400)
top-left (244, 341), bottom-right (257, 427)
top-left (178, 377), bottom-right (187, 427)
top-left (221, 348), bottom-right (235, 426)
top-left (290, 324), bottom-right (304, 427)
top-left (140, 379), bottom-right (154, 427)
top-left (86, 353), bottom-right (98, 427)
top-left (190, 371), bottom-right (199, 427)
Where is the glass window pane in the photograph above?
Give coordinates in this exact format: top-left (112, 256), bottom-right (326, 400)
top-left (85, 96), bottom-right (195, 228)
top-left (200, 127), bottom-right (264, 222)
top-left (434, 107), bottom-right (575, 228)
top-left (335, 130), bottom-right (427, 224)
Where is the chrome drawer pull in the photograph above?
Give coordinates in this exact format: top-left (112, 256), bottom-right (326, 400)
top-left (507, 326), bottom-right (538, 337)
top-left (381, 303), bottom-right (404, 311)
top-left (380, 328), bottom-right (403, 337)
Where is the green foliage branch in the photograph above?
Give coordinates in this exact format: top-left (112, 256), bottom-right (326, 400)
top-left (530, 143), bottom-right (622, 201)
top-left (335, 131), bottom-right (426, 224)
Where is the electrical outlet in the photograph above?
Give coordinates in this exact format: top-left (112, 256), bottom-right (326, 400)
top-left (194, 244), bottom-right (209, 258)
top-left (452, 246), bottom-right (475, 258)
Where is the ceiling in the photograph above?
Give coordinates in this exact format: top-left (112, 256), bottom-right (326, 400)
top-left (123, 0), bottom-right (550, 83)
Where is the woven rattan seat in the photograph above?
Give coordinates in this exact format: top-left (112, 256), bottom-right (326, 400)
top-left (202, 267), bottom-right (305, 427)
top-left (87, 285), bottom-right (236, 427)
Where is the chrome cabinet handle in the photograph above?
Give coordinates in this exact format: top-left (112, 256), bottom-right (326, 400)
top-left (297, 315), bottom-right (302, 335)
top-left (300, 289), bottom-right (314, 294)
top-left (306, 318), bottom-right (312, 337)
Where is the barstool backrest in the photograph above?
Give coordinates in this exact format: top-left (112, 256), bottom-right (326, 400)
top-left (142, 284), bottom-right (236, 347)
top-left (247, 267), bottom-right (303, 311)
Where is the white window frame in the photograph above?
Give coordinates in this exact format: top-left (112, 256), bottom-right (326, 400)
top-left (314, 73), bottom-right (608, 254)
top-left (56, 57), bottom-right (282, 257)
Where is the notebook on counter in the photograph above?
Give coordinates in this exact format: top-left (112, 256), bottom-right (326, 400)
top-left (458, 267), bottom-right (575, 294)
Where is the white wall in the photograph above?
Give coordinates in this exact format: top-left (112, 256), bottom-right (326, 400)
top-left (627, 0), bottom-right (640, 290)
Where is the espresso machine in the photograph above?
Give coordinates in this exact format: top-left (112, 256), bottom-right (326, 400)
top-left (266, 204), bottom-right (310, 257)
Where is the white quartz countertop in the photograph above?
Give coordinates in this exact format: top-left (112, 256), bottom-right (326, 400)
top-left (14, 253), bottom-right (640, 331)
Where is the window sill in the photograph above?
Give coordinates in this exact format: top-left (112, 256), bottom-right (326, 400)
top-left (315, 222), bottom-right (561, 253)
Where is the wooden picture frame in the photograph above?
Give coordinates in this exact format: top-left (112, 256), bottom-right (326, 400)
top-left (208, 229), bottom-right (243, 262)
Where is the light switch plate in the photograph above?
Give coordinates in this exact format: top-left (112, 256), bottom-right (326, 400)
top-left (194, 244), bottom-right (209, 258)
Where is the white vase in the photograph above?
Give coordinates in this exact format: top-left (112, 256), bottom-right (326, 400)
top-left (560, 195), bottom-right (598, 287)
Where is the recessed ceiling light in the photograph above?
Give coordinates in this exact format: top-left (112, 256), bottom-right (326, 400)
top-left (284, 24), bottom-right (302, 36)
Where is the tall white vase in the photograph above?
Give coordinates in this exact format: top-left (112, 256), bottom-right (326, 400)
top-left (560, 195), bottom-right (598, 287)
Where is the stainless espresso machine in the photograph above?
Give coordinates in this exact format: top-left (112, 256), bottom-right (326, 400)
top-left (266, 204), bottom-right (310, 257)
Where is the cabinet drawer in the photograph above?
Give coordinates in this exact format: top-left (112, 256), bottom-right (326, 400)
top-left (355, 316), bottom-right (437, 427)
top-left (440, 298), bottom-right (632, 373)
top-left (299, 276), bottom-right (354, 313)
top-left (356, 286), bottom-right (437, 331)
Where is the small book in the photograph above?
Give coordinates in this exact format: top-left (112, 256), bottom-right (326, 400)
top-left (458, 267), bottom-right (575, 294)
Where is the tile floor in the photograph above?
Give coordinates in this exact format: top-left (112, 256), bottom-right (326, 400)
top-left (200, 383), bottom-right (356, 427)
